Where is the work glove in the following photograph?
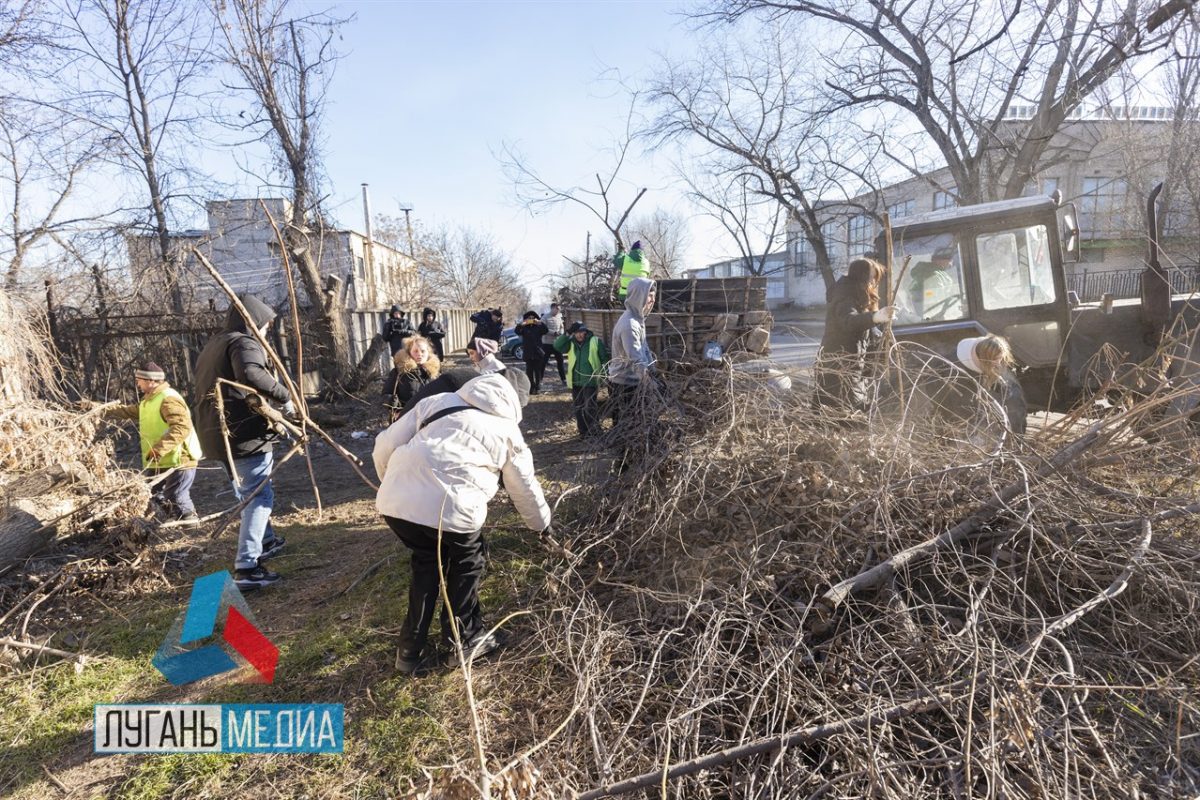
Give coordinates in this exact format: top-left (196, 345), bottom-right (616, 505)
top-left (872, 306), bottom-right (897, 324)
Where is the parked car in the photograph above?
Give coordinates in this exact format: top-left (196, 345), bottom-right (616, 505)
top-left (499, 326), bottom-right (524, 360)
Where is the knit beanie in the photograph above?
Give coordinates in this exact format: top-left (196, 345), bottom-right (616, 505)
top-left (135, 361), bottom-right (166, 381)
top-left (469, 338), bottom-right (499, 358)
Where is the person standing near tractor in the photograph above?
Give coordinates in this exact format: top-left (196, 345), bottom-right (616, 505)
top-left (554, 321), bottom-right (609, 438)
top-left (813, 258), bottom-right (895, 412)
top-left (101, 361), bottom-right (203, 525)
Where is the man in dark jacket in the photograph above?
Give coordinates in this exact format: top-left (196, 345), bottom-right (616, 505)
top-left (194, 294), bottom-right (293, 589)
top-left (418, 307), bottom-right (446, 359)
top-left (383, 305), bottom-right (416, 356)
top-left (469, 308), bottom-right (504, 344)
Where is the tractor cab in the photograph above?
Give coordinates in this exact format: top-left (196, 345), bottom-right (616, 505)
top-left (882, 195), bottom-right (1077, 406)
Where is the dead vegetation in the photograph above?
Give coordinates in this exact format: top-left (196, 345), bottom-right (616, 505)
top-left (415, 345), bottom-right (1200, 799)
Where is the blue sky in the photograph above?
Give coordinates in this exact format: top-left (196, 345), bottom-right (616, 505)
top-left (311, 0), bottom-right (719, 302)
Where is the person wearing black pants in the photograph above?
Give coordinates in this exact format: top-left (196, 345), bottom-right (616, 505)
top-left (516, 311), bottom-right (549, 395)
top-left (384, 517), bottom-right (487, 657)
top-left (373, 373), bottom-right (551, 674)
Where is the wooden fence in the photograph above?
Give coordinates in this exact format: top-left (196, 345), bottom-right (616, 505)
top-left (51, 305), bottom-right (474, 402)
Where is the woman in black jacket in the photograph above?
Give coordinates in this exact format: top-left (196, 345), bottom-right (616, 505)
top-left (516, 311), bottom-right (549, 394)
top-left (383, 335), bottom-right (442, 422)
top-left (813, 258), bottom-right (895, 411)
top-left (417, 308), bottom-right (446, 359)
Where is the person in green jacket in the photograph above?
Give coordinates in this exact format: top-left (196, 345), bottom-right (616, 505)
top-left (102, 361), bottom-right (203, 524)
top-left (554, 322), bottom-right (610, 438)
top-left (614, 240), bottom-right (651, 299)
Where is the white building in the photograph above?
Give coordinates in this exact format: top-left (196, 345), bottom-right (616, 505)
top-left (687, 251), bottom-right (793, 310)
top-left (126, 198), bottom-right (421, 362)
top-left (786, 105), bottom-right (1198, 305)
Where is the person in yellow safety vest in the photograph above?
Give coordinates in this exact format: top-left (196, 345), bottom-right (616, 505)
top-left (615, 240), bottom-right (651, 299)
top-left (553, 322), bottom-right (610, 438)
top-left (102, 361), bottom-right (203, 525)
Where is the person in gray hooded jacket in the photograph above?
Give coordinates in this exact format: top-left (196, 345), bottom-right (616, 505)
top-left (607, 276), bottom-right (656, 425)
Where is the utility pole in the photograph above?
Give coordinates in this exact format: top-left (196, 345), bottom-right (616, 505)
top-left (399, 206), bottom-right (415, 258)
top-left (586, 231), bottom-right (591, 263)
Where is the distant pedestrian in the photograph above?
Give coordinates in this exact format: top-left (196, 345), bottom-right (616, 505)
top-left (470, 308), bottom-right (504, 344)
top-left (384, 335), bottom-right (442, 422)
top-left (194, 295), bottom-right (293, 590)
top-left (373, 372), bottom-right (550, 674)
top-left (383, 305), bottom-right (416, 357)
top-left (555, 322), bottom-right (610, 438)
top-left (466, 337), bottom-right (505, 375)
top-left (542, 303), bottom-right (566, 384)
top-left (418, 307), bottom-right (446, 360)
top-left (101, 361), bottom-right (203, 525)
top-left (517, 311), bottom-right (549, 394)
top-left (813, 258), bottom-right (895, 413)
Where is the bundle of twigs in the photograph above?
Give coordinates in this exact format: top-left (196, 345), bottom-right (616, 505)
top-left (420, 342), bottom-right (1200, 799)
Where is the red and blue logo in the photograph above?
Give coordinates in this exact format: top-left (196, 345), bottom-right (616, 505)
top-left (152, 572), bottom-right (279, 686)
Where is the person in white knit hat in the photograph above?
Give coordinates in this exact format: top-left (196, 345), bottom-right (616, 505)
top-left (467, 337), bottom-right (505, 375)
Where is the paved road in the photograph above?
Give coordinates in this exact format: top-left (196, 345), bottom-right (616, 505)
top-left (766, 316), bottom-right (825, 385)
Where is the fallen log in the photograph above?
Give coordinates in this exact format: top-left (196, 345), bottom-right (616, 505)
top-left (806, 421), bottom-right (1104, 634)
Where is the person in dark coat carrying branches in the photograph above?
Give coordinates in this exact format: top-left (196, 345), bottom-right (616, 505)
top-left (517, 311), bottom-right (549, 394)
top-left (194, 294), bottom-right (294, 589)
top-left (813, 258), bottom-right (896, 412)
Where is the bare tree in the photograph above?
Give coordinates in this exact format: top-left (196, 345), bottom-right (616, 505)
top-left (686, 170), bottom-right (786, 278)
top-left (705, 0), bottom-right (1194, 205)
top-left (214, 0), bottom-right (354, 395)
top-left (626, 208), bottom-right (691, 278)
top-left (406, 222), bottom-right (530, 316)
top-left (646, 28), bottom-right (883, 291)
top-left (57, 0), bottom-right (217, 314)
top-left (502, 100), bottom-right (650, 257)
top-left (0, 102), bottom-right (104, 291)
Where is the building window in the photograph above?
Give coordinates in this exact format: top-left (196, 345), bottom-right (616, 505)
top-left (793, 236), bottom-right (812, 275)
top-left (888, 199), bottom-right (915, 219)
top-left (848, 214), bottom-right (874, 254)
top-left (355, 256), bottom-right (365, 279)
top-left (933, 188), bottom-right (957, 210)
top-left (1080, 177), bottom-right (1129, 238)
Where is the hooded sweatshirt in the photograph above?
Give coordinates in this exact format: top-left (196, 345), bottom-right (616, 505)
top-left (194, 295), bottom-right (291, 463)
top-left (383, 305), bottom-right (415, 355)
top-left (608, 277), bottom-right (655, 386)
top-left (373, 373), bottom-right (551, 533)
top-left (418, 307), bottom-right (446, 359)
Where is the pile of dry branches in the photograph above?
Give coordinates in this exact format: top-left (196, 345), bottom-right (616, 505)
top-left (430, 345), bottom-right (1200, 799)
top-left (0, 287), bottom-right (158, 668)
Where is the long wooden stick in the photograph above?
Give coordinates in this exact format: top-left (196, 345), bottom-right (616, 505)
top-left (575, 691), bottom-right (961, 800)
top-left (809, 420), bottom-right (1104, 628)
top-left (192, 246), bottom-right (375, 490)
top-left (260, 199), bottom-right (323, 517)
